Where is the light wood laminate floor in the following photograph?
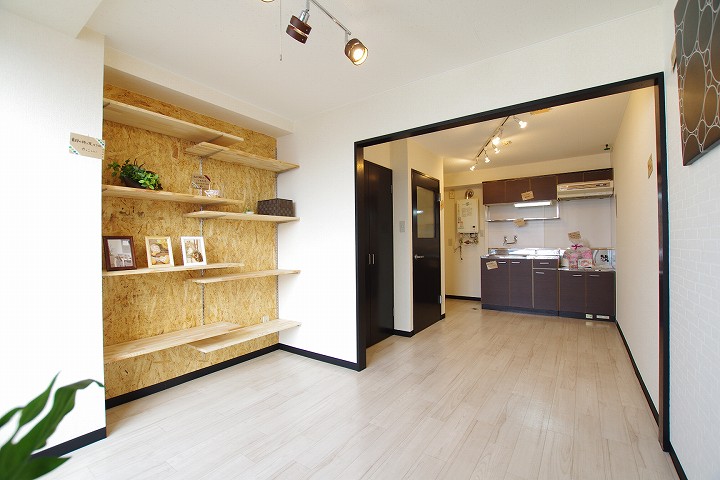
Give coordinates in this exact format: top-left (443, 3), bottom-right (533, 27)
top-left (48, 300), bottom-right (678, 479)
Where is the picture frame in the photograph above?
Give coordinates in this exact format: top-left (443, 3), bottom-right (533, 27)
top-left (102, 236), bottom-right (137, 271)
top-left (145, 236), bottom-right (174, 268)
top-left (180, 236), bottom-right (207, 266)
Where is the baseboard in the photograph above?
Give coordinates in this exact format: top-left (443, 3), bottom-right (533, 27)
top-left (440, 313), bottom-right (446, 320)
top-left (446, 295), bottom-right (481, 301)
top-left (105, 344), bottom-right (280, 409)
top-left (33, 427), bottom-right (106, 458)
top-left (614, 319), bottom-right (659, 422)
top-left (393, 329), bottom-right (414, 337)
top-left (279, 344), bottom-right (359, 371)
top-left (668, 442), bottom-right (689, 480)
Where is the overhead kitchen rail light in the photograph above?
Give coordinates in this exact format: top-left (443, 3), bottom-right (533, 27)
top-left (514, 200), bottom-right (553, 208)
top-left (282, 0), bottom-right (368, 65)
top-left (468, 114), bottom-right (529, 171)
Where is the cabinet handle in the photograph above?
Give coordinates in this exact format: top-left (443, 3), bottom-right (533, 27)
top-left (589, 274), bottom-right (600, 277)
top-left (572, 274), bottom-right (582, 277)
top-left (535, 271), bottom-right (545, 275)
top-left (539, 262), bottom-right (549, 265)
top-left (511, 261), bottom-right (521, 264)
top-left (497, 261), bottom-right (507, 264)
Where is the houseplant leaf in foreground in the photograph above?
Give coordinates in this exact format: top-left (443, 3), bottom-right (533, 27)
top-left (0, 377), bottom-right (103, 479)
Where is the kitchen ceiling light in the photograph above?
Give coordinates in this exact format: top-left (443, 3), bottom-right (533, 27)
top-left (514, 200), bottom-right (553, 208)
top-left (484, 151), bottom-right (491, 163)
top-left (494, 146), bottom-right (501, 154)
top-left (514, 115), bottom-right (528, 128)
top-left (491, 128), bottom-right (503, 146)
top-left (285, 0), bottom-right (368, 65)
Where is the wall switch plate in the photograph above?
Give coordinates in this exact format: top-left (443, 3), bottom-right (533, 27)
top-left (585, 314), bottom-right (593, 319)
top-left (262, 315), bottom-right (269, 323)
top-left (399, 221), bottom-right (405, 233)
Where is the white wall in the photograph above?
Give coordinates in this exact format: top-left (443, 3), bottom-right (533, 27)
top-left (662, 0), bottom-right (720, 477)
top-left (278, 7), bottom-right (664, 364)
top-left (445, 187), bottom-right (484, 298)
top-left (0, 10), bottom-right (105, 447)
top-left (612, 88), bottom-right (660, 411)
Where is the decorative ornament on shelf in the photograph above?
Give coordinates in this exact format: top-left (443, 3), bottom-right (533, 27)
top-left (107, 159), bottom-right (162, 190)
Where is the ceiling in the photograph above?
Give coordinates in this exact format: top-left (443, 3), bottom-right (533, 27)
top-left (413, 91), bottom-right (633, 173)
top-left (1, 0), bottom-right (661, 132)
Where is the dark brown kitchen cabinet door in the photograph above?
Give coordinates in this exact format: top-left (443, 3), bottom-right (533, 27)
top-left (557, 172), bottom-right (584, 184)
top-left (583, 168), bottom-right (614, 181)
top-left (533, 269), bottom-right (558, 311)
top-left (482, 181), bottom-right (506, 205)
top-left (529, 175), bottom-right (558, 201)
top-left (558, 271), bottom-right (586, 313)
top-left (509, 259), bottom-right (533, 308)
top-left (481, 258), bottom-right (509, 307)
top-left (585, 271), bottom-right (616, 316)
top-left (505, 178), bottom-right (531, 203)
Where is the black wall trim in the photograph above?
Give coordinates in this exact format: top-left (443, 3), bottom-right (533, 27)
top-left (440, 313), bottom-right (446, 320)
top-left (105, 344), bottom-right (280, 408)
top-left (668, 443), bottom-right (689, 480)
top-left (33, 427), bottom-right (106, 458)
top-left (446, 295), bottom-right (482, 302)
top-left (393, 329), bottom-right (414, 337)
top-left (279, 344), bottom-right (359, 371)
top-left (615, 320), bottom-right (659, 422)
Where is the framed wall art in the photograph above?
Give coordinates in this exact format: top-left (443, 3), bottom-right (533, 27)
top-left (102, 236), bottom-right (137, 271)
top-left (180, 236), bottom-right (207, 266)
top-left (145, 236), bottom-right (174, 268)
top-left (674, 0), bottom-right (720, 165)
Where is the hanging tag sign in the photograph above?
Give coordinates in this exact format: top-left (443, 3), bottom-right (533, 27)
top-left (514, 218), bottom-right (526, 227)
top-left (69, 133), bottom-right (104, 160)
top-left (191, 174), bottom-right (211, 190)
top-left (486, 260), bottom-right (498, 270)
top-left (568, 231), bottom-right (582, 242)
top-left (521, 191), bottom-right (534, 201)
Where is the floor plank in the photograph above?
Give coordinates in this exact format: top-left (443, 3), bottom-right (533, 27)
top-left (46, 300), bottom-right (677, 480)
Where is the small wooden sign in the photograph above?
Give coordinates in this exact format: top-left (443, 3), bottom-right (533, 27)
top-left (191, 174), bottom-right (211, 190)
top-left (648, 154), bottom-right (654, 178)
top-left (521, 191), bottom-right (534, 201)
top-left (514, 218), bottom-right (526, 227)
top-left (69, 133), bottom-right (104, 159)
top-left (568, 231), bottom-right (582, 242)
top-left (486, 260), bottom-right (498, 270)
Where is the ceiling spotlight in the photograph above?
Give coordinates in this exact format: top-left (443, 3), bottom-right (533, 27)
top-left (484, 152), bottom-right (491, 163)
top-left (470, 162), bottom-right (477, 171)
top-left (345, 37), bottom-right (368, 65)
top-left (286, 8), bottom-right (311, 44)
top-left (491, 128), bottom-right (503, 146)
top-left (514, 115), bottom-right (528, 128)
top-left (494, 146), bottom-right (500, 154)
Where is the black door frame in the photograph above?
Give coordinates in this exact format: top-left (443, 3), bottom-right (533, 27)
top-left (354, 72), bottom-right (669, 450)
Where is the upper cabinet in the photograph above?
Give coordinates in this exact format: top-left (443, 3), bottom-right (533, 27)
top-left (482, 169), bottom-right (611, 205)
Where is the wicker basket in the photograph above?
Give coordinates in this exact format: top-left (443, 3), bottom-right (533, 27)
top-left (257, 198), bottom-right (295, 217)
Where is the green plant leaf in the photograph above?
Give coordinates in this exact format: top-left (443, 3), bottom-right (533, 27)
top-left (17, 374), bottom-right (58, 431)
top-left (0, 408), bottom-right (22, 431)
top-left (10, 456), bottom-right (69, 480)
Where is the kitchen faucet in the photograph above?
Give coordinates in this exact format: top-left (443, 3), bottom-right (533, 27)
top-left (503, 235), bottom-right (518, 245)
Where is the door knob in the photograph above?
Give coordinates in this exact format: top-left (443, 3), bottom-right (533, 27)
top-left (414, 254), bottom-right (425, 260)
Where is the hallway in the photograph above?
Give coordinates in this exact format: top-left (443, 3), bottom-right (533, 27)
top-left (48, 299), bottom-right (677, 479)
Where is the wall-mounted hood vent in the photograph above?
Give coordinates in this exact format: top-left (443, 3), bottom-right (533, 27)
top-left (557, 180), bottom-right (613, 200)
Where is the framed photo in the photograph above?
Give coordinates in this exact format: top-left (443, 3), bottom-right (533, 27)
top-left (102, 236), bottom-right (137, 271)
top-left (145, 236), bottom-right (174, 268)
top-left (180, 236), bottom-right (207, 266)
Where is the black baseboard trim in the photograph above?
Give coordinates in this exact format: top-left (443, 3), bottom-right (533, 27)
top-left (279, 344), bottom-right (359, 371)
top-left (615, 320), bottom-right (659, 422)
top-left (440, 313), bottom-right (446, 320)
top-left (668, 442), bottom-right (689, 480)
top-left (105, 344), bottom-right (280, 409)
top-left (33, 427), bottom-right (106, 458)
top-left (393, 329), bottom-right (414, 337)
top-left (446, 295), bottom-right (482, 302)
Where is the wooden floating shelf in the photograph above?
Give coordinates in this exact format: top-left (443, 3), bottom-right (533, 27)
top-left (189, 269), bottom-right (300, 285)
top-left (103, 99), bottom-right (244, 147)
top-left (185, 142), bottom-right (298, 173)
top-left (184, 211), bottom-right (299, 223)
top-left (104, 322), bottom-right (241, 364)
top-left (189, 319), bottom-right (301, 354)
top-left (102, 262), bottom-right (245, 277)
top-left (102, 184), bottom-right (240, 206)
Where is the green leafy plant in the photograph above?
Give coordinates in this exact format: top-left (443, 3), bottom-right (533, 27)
top-left (107, 159), bottom-right (162, 190)
top-left (0, 374), bottom-right (103, 479)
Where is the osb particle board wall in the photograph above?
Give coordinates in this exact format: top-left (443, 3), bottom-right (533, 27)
top-left (103, 85), bottom-right (280, 399)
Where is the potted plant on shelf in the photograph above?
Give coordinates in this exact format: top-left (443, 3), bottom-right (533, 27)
top-left (107, 159), bottom-right (162, 190)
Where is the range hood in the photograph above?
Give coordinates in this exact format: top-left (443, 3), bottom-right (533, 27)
top-left (557, 180), bottom-right (614, 200)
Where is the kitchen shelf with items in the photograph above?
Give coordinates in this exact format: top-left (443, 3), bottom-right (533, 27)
top-left (101, 88), bottom-right (300, 399)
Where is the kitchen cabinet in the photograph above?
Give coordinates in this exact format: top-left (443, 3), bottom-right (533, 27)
top-left (481, 258), bottom-right (509, 307)
top-left (529, 175), bottom-right (558, 201)
top-left (533, 269), bottom-right (558, 311)
top-left (557, 172), bottom-right (584, 184)
top-left (559, 270), bottom-right (616, 318)
top-left (482, 180), bottom-right (506, 205)
top-left (558, 271), bottom-right (586, 313)
top-left (585, 271), bottom-right (616, 316)
top-left (508, 259), bottom-right (533, 308)
top-left (505, 178), bottom-right (531, 203)
top-left (583, 168), bottom-right (614, 181)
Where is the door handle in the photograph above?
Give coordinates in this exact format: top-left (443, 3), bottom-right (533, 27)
top-left (414, 254), bottom-right (425, 260)
top-left (368, 253), bottom-right (376, 265)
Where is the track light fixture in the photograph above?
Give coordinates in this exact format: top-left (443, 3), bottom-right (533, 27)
top-left (469, 114), bottom-right (529, 171)
top-left (283, 0), bottom-right (368, 65)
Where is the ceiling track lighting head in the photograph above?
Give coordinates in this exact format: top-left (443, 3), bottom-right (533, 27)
top-left (514, 115), bottom-right (528, 128)
top-left (345, 37), bottom-right (368, 65)
top-left (287, 9), bottom-right (312, 43)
